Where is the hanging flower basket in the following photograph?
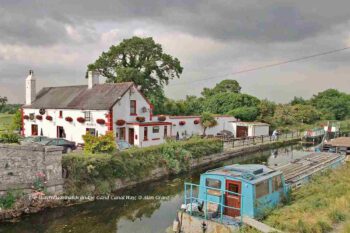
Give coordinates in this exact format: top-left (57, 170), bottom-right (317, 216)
top-left (194, 119), bottom-right (200, 125)
top-left (179, 121), bottom-right (186, 126)
top-left (65, 117), bottom-right (73, 123)
top-left (136, 116), bottom-right (145, 122)
top-left (116, 119), bottom-right (126, 126)
top-left (23, 115), bottom-right (29, 120)
top-left (36, 115), bottom-right (43, 120)
top-left (77, 117), bottom-right (85, 123)
top-left (158, 115), bottom-right (166, 122)
top-left (46, 116), bottom-right (53, 121)
top-left (96, 119), bottom-right (106, 124)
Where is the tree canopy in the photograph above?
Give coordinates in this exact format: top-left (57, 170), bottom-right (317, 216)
top-left (201, 79), bottom-right (241, 97)
top-left (200, 112), bottom-right (218, 136)
top-left (88, 36), bottom-right (183, 108)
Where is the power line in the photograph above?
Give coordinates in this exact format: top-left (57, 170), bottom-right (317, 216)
top-left (171, 46), bottom-right (350, 86)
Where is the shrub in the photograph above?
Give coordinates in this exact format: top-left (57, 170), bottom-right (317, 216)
top-left (83, 132), bottom-right (116, 154)
top-left (0, 132), bottom-right (20, 144)
top-left (0, 191), bottom-right (18, 209)
top-left (63, 138), bottom-right (222, 195)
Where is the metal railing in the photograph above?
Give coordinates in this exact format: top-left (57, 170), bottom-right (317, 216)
top-left (184, 182), bottom-right (243, 225)
top-left (222, 131), bottom-right (301, 151)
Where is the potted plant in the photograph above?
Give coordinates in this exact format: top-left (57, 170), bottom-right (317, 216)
top-left (158, 115), bottom-right (166, 121)
top-left (46, 116), bottom-right (53, 121)
top-left (96, 119), bottom-right (106, 124)
top-left (77, 117), bottom-right (85, 123)
top-left (194, 119), bottom-right (200, 125)
top-left (136, 116), bottom-right (145, 122)
top-left (116, 119), bottom-right (126, 126)
top-left (65, 116), bottom-right (73, 122)
top-left (23, 115), bottom-right (29, 120)
top-left (179, 121), bottom-right (186, 126)
top-left (36, 115), bottom-right (43, 120)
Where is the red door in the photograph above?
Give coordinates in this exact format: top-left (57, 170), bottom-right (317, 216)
top-left (31, 124), bottom-right (38, 136)
top-left (236, 126), bottom-right (248, 138)
top-left (128, 128), bottom-right (135, 145)
top-left (225, 180), bottom-right (241, 217)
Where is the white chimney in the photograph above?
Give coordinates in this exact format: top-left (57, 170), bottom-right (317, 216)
top-left (26, 70), bottom-right (36, 105)
top-left (88, 70), bottom-right (99, 89)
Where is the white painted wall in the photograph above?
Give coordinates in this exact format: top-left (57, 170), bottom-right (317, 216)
top-left (157, 116), bottom-right (237, 139)
top-left (23, 108), bottom-right (109, 144)
top-left (231, 122), bottom-right (269, 137)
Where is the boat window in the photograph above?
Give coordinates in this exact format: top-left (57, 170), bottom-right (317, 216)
top-left (272, 175), bottom-right (283, 192)
top-left (205, 178), bottom-right (221, 189)
top-left (228, 183), bottom-right (240, 195)
top-left (256, 180), bottom-right (269, 198)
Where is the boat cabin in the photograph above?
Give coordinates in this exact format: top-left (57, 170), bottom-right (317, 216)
top-left (185, 164), bottom-right (287, 220)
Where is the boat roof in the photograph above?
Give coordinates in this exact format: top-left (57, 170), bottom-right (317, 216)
top-left (204, 164), bottom-right (282, 184)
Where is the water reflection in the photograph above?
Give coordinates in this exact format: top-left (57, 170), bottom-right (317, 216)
top-left (0, 144), bottom-right (305, 233)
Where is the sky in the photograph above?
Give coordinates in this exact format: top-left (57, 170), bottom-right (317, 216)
top-left (0, 0), bottom-right (350, 104)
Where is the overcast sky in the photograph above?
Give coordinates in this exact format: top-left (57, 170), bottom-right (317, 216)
top-left (1, 0), bottom-right (350, 104)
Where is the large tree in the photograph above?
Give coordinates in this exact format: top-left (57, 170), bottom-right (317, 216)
top-left (201, 79), bottom-right (241, 97)
top-left (88, 36), bottom-right (183, 108)
top-left (0, 96), bottom-right (8, 112)
top-left (310, 89), bottom-right (350, 120)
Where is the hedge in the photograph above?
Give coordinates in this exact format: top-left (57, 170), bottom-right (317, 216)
top-left (62, 138), bottom-right (222, 195)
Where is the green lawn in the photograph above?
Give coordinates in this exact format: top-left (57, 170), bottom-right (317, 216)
top-left (0, 113), bottom-right (14, 132)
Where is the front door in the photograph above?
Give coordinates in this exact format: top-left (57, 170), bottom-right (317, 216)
top-left (236, 126), bottom-right (248, 138)
top-left (225, 180), bottom-right (241, 217)
top-left (128, 128), bottom-right (135, 145)
top-left (57, 126), bottom-right (66, 138)
top-left (31, 124), bottom-right (38, 136)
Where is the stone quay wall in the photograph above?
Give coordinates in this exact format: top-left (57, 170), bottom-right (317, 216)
top-left (0, 144), bottom-right (64, 195)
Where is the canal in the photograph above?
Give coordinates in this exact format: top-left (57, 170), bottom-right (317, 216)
top-left (0, 144), bottom-right (310, 233)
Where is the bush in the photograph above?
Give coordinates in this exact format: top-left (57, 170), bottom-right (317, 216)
top-left (0, 132), bottom-right (20, 144)
top-left (82, 131), bottom-right (116, 154)
top-left (62, 138), bottom-right (222, 195)
top-left (0, 191), bottom-right (18, 209)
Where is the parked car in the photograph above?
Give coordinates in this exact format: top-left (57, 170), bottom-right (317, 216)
top-left (20, 136), bottom-right (49, 145)
top-left (117, 140), bottom-right (132, 150)
top-left (38, 138), bottom-right (76, 153)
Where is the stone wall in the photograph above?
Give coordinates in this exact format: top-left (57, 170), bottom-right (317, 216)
top-left (0, 144), bottom-right (64, 195)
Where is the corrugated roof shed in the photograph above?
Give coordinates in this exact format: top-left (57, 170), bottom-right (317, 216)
top-left (23, 82), bottom-right (134, 110)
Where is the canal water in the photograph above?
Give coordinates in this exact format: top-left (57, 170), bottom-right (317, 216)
top-left (0, 144), bottom-right (310, 233)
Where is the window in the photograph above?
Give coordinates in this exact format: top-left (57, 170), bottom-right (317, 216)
top-left (86, 128), bottom-right (96, 136)
top-left (256, 180), bottom-right (270, 199)
top-left (205, 178), bottom-right (221, 189)
top-left (153, 126), bottom-right (160, 133)
top-left (84, 111), bottom-right (91, 121)
top-left (130, 100), bottom-right (137, 115)
top-left (59, 111), bottom-right (63, 118)
top-left (272, 175), bottom-right (283, 192)
top-left (164, 126), bottom-right (168, 137)
top-left (228, 183), bottom-right (240, 194)
top-left (119, 128), bottom-right (125, 140)
top-left (144, 127), bottom-right (148, 141)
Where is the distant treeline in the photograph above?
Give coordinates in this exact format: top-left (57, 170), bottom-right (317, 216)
top-left (0, 104), bottom-right (21, 114)
top-left (154, 80), bottom-right (350, 130)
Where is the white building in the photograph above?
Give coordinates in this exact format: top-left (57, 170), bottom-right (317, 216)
top-left (231, 122), bottom-right (270, 138)
top-left (22, 71), bottom-right (232, 147)
top-left (22, 71), bottom-right (268, 147)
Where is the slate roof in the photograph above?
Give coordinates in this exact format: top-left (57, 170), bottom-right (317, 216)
top-left (23, 82), bottom-right (134, 110)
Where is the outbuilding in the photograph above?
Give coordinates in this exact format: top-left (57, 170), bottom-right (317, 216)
top-left (231, 122), bottom-right (270, 138)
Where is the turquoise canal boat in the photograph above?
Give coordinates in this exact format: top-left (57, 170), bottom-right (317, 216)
top-left (184, 164), bottom-right (286, 222)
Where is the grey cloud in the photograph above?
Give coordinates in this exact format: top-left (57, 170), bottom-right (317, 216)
top-left (1, 0), bottom-right (350, 45)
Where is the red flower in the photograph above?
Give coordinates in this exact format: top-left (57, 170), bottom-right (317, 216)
top-left (96, 119), bottom-right (106, 124)
top-left (65, 117), bottom-right (73, 122)
top-left (194, 119), bottom-right (200, 125)
top-left (36, 115), bottom-right (43, 120)
top-left (158, 115), bottom-right (166, 122)
top-left (116, 119), bottom-right (126, 126)
top-left (77, 117), bottom-right (85, 123)
top-left (136, 116), bottom-right (145, 122)
top-left (23, 115), bottom-right (29, 120)
top-left (46, 116), bottom-right (53, 121)
top-left (179, 121), bottom-right (186, 126)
